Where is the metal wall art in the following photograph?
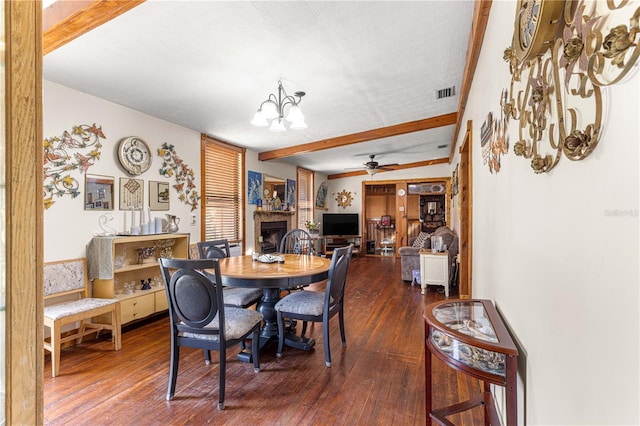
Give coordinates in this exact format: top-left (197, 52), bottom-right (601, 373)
top-left (335, 190), bottom-right (353, 209)
top-left (480, 90), bottom-right (510, 174)
top-left (503, 1), bottom-right (640, 173)
top-left (451, 164), bottom-right (459, 198)
top-left (43, 123), bottom-right (105, 209)
top-left (158, 143), bottom-right (201, 211)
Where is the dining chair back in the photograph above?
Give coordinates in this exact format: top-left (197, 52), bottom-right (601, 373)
top-left (197, 239), bottom-right (263, 309)
top-left (279, 228), bottom-right (313, 255)
top-left (197, 239), bottom-right (231, 259)
top-left (275, 244), bottom-right (353, 367)
top-left (158, 257), bottom-right (262, 410)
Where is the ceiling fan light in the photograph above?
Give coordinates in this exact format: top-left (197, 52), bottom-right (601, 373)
top-left (262, 101), bottom-right (279, 120)
top-left (366, 168), bottom-right (377, 176)
top-left (286, 105), bottom-right (304, 122)
top-left (250, 110), bottom-right (269, 127)
top-left (269, 118), bottom-right (286, 132)
top-left (290, 118), bottom-right (307, 130)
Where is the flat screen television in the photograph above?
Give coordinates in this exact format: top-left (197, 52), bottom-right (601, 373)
top-left (322, 213), bottom-right (359, 236)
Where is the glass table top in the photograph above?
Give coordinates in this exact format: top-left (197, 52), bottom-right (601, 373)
top-left (432, 301), bottom-right (498, 343)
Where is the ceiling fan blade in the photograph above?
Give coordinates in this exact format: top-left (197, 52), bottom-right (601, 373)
top-left (377, 163), bottom-right (399, 168)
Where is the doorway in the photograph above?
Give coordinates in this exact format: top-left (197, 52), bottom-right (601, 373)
top-left (362, 178), bottom-right (450, 257)
top-left (458, 121), bottom-right (473, 298)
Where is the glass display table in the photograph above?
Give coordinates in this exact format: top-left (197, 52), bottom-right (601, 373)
top-left (423, 299), bottom-right (518, 425)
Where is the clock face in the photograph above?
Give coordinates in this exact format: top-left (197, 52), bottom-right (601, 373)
top-left (118, 137), bottom-right (152, 176)
top-left (518, 0), bottom-right (540, 49)
top-left (397, 188), bottom-right (406, 197)
top-left (512, 0), bottom-right (565, 62)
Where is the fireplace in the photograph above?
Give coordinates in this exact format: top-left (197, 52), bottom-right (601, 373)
top-left (260, 221), bottom-right (287, 253)
top-left (253, 210), bottom-right (296, 252)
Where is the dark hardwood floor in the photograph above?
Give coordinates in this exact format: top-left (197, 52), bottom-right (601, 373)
top-left (44, 256), bottom-right (483, 425)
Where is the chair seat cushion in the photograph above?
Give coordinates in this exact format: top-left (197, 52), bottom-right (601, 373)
top-left (275, 290), bottom-right (325, 316)
top-left (223, 287), bottom-right (263, 307)
top-left (182, 307), bottom-right (263, 341)
top-left (44, 298), bottom-right (118, 320)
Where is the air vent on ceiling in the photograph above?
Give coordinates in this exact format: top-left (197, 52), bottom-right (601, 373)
top-left (436, 86), bottom-right (456, 99)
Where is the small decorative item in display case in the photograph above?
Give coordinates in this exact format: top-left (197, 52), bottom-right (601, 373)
top-left (136, 246), bottom-right (155, 264)
top-left (155, 238), bottom-right (176, 258)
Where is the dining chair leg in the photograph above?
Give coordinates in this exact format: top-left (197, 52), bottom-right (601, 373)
top-left (339, 308), bottom-right (347, 346)
top-left (276, 311), bottom-right (285, 358)
top-left (203, 349), bottom-right (211, 365)
top-left (218, 346), bottom-right (226, 410)
top-left (323, 317), bottom-right (331, 367)
top-left (252, 328), bottom-right (260, 373)
top-left (167, 342), bottom-right (180, 400)
top-left (301, 320), bottom-right (308, 337)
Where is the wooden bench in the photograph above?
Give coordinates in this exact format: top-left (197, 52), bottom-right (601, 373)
top-left (44, 258), bottom-right (122, 377)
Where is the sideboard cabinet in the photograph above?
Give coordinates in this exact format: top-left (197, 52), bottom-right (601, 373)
top-left (88, 233), bottom-right (189, 324)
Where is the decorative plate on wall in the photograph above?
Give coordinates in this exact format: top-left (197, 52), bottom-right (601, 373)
top-left (118, 136), bottom-right (152, 176)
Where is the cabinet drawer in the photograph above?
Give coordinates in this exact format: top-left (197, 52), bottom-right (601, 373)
top-left (121, 293), bottom-right (155, 323)
top-left (155, 290), bottom-right (168, 312)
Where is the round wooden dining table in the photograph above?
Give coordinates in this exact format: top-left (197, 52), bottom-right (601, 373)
top-left (217, 253), bottom-right (332, 360)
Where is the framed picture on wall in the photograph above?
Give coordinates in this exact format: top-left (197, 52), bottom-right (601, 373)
top-left (286, 178), bottom-right (296, 209)
top-left (119, 177), bottom-right (144, 210)
top-left (149, 180), bottom-right (170, 211)
top-left (381, 215), bottom-right (392, 226)
top-left (247, 170), bottom-right (262, 204)
top-left (84, 174), bottom-right (114, 211)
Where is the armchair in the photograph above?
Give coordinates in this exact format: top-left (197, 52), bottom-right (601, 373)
top-left (398, 226), bottom-right (458, 284)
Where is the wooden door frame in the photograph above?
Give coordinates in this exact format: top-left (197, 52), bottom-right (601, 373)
top-left (5, 0), bottom-right (44, 424)
top-left (361, 177), bottom-right (451, 255)
top-left (458, 121), bottom-right (473, 298)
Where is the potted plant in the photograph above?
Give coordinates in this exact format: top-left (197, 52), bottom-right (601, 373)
top-left (305, 219), bottom-right (320, 234)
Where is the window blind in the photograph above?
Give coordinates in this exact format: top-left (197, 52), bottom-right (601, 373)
top-left (297, 167), bottom-right (314, 229)
top-left (202, 136), bottom-right (245, 247)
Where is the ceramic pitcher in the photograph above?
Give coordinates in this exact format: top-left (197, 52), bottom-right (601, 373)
top-left (166, 214), bottom-right (180, 233)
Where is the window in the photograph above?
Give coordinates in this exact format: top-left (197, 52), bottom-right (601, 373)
top-left (202, 135), bottom-right (245, 250)
top-left (297, 167), bottom-right (314, 229)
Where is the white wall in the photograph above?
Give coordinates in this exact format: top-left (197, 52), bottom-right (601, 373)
top-left (453, 2), bottom-right (639, 424)
top-left (43, 81), bottom-right (201, 261)
top-left (43, 82), bottom-right (331, 259)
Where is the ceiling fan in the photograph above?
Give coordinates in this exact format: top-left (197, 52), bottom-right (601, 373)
top-left (358, 154), bottom-right (399, 175)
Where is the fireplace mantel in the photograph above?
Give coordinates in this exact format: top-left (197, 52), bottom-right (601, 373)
top-left (253, 210), bottom-right (296, 250)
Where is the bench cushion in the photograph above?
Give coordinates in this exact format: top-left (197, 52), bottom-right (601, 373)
top-left (44, 298), bottom-right (118, 321)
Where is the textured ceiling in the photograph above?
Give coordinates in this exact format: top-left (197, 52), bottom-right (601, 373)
top-left (43, 0), bottom-right (475, 176)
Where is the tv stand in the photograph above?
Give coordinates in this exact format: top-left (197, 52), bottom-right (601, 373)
top-left (323, 235), bottom-right (362, 257)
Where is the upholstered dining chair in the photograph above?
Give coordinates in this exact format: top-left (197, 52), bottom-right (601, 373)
top-left (158, 257), bottom-right (262, 410)
top-left (279, 228), bottom-right (313, 255)
top-left (197, 239), bottom-right (263, 309)
top-left (275, 244), bottom-right (353, 367)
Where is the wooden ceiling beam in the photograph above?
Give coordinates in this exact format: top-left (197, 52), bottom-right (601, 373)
top-left (43, 0), bottom-right (146, 55)
top-left (258, 112), bottom-right (457, 162)
top-left (449, 0), bottom-right (492, 161)
top-left (327, 158), bottom-right (448, 180)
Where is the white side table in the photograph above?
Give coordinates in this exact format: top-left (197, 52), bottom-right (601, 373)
top-left (419, 249), bottom-right (450, 297)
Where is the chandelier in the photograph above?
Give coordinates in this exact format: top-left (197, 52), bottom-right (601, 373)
top-left (250, 80), bottom-right (307, 132)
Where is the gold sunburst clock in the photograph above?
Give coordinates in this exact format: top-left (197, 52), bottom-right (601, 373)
top-left (335, 190), bottom-right (353, 209)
